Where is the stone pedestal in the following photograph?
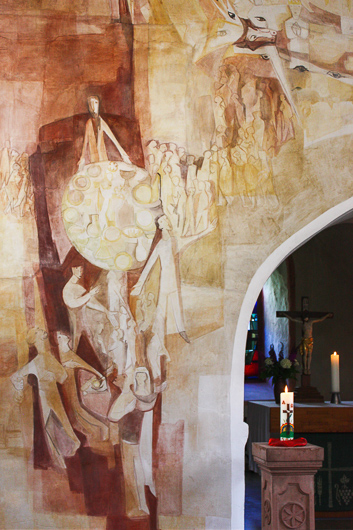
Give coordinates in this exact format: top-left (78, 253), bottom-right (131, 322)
top-left (252, 442), bottom-right (324, 530)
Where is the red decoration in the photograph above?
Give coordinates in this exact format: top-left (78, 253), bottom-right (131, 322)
top-left (268, 437), bottom-right (307, 447)
top-left (245, 349), bottom-right (259, 378)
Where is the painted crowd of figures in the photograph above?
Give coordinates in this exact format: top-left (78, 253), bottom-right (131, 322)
top-left (212, 60), bottom-right (295, 208)
top-left (0, 143), bottom-right (34, 217)
top-left (10, 325), bottom-right (160, 518)
top-left (8, 95), bottom-right (217, 520)
top-left (146, 140), bottom-right (218, 234)
top-left (145, 59), bottom-right (296, 218)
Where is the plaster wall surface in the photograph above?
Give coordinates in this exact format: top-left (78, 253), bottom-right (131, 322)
top-left (1, 2), bottom-right (353, 530)
top-left (263, 262), bottom-right (289, 361)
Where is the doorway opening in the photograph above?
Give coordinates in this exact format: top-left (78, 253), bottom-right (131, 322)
top-left (243, 213), bottom-right (353, 530)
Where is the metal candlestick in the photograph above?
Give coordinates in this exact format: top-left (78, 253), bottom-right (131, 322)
top-left (330, 392), bottom-right (341, 404)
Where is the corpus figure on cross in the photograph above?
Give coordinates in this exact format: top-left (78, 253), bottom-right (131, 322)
top-left (277, 297), bottom-right (333, 375)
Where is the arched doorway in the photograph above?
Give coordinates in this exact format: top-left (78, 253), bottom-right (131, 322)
top-left (230, 197), bottom-right (353, 530)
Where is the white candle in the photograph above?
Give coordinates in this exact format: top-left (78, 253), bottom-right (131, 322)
top-left (280, 385), bottom-right (294, 440)
top-left (331, 351), bottom-right (340, 393)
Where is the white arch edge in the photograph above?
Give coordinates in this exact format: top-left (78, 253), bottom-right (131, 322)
top-left (230, 196), bottom-right (353, 530)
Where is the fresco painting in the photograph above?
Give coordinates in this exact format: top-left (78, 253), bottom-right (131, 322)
top-left (1, 0), bottom-right (353, 528)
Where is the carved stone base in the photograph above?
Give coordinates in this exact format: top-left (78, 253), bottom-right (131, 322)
top-left (252, 442), bottom-right (324, 530)
top-left (295, 374), bottom-right (324, 403)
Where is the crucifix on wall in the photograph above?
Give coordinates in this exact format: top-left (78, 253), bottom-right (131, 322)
top-left (277, 297), bottom-right (333, 375)
top-left (277, 297), bottom-right (333, 403)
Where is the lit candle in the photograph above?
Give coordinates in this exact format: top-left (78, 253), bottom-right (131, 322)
top-left (331, 351), bottom-right (340, 393)
top-left (280, 385), bottom-right (294, 441)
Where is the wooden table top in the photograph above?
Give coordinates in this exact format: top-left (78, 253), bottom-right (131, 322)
top-left (248, 401), bottom-right (353, 433)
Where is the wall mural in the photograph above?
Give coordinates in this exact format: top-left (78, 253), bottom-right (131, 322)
top-left (1, 0), bottom-right (353, 528)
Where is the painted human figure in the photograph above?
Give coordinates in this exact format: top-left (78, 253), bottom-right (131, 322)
top-left (4, 158), bottom-right (21, 215)
top-left (14, 153), bottom-right (34, 217)
top-left (108, 367), bottom-right (166, 518)
top-left (214, 96), bottom-right (227, 138)
top-left (219, 148), bottom-right (233, 203)
top-left (78, 95), bottom-right (131, 171)
top-left (131, 215), bottom-right (189, 346)
top-left (108, 327), bottom-right (127, 375)
top-left (198, 150), bottom-right (213, 182)
top-left (90, 316), bottom-right (112, 373)
top-left (178, 146), bottom-right (187, 164)
top-left (186, 155), bottom-right (197, 190)
top-left (252, 111), bottom-right (265, 155)
top-left (160, 162), bottom-right (173, 214)
top-left (182, 186), bottom-right (196, 236)
top-left (168, 176), bottom-right (187, 234)
top-left (56, 331), bottom-right (109, 444)
top-left (138, 292), bottom-right (156, 333)
top-left (205, 181), bottom-right (216, 221)
top-left (281, 311), bottom-right (333, 374)
top-left (157, 143), bottom-right (168, 169)
top-left (284, 4), bottom-right (309, 55)
top-left (106, 270), bottom-right (137, 373)
top-left (63, 265), bottom-right (112, 351)
top-left (241, 80), bottom-right (262, 124)
top-left (167, 142), bottom-right (182, 180)
top-left (200, 0), bottom-right (353, 128)
top-left (131, 214), bottom-right (216, 379)
top-left (209, 144), bottom-right (223, 205)
top-left (276, 94), bottom-right (295, 145)
top-left (11, 328), bottom-right (80, 468)
top-left (1, 144), bottom-right (11, 208)
top-left (146, 153), bottom-right (156, 179)
top-left (195, 180), bottom-right (210, 233)
top-left (0, 141), bottom-right (11, 191)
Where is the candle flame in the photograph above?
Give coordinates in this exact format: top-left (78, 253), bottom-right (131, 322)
top-left (334, 351), bottom-right (337, 356)
top-left (285, 385), bottom-right (288, 392)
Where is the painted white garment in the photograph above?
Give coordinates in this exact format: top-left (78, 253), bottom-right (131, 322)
top-left (63, 280), bottom-right (91, 350)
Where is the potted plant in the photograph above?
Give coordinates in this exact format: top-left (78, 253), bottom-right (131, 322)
top-left (260, 343), bottom-right (300, 403)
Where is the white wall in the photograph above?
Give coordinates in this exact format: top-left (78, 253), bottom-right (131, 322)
top-left (263, 262), bottom-right (289, 361)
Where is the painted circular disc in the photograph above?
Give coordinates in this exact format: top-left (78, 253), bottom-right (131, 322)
top-left (68, 190), bottom-right (84, 206)
top-left (63, 207), bottom-right (80, 223)
top-left (87, 164), bottom-right (101, 178)
top-left (103, 226), bottom-right (121, 242)
top-left (62, 160), bottom-right (159, 271)
top-left (133, 183), bottom-right (153, 204)
top-left (136, 210), bottom-right (155, 231)
top-left (115, 252), bottom-right (133, 271)
top-left (73, 175), bottom-right (91, 191)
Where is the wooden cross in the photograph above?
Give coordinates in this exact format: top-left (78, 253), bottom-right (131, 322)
top-left (276, 296), bottom-right (333, 376)
top-left (276, 296), bottom-right (333, 322)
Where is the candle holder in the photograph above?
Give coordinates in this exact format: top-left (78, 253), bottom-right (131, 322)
top-left (331, 392), bottom-right (341, 404)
